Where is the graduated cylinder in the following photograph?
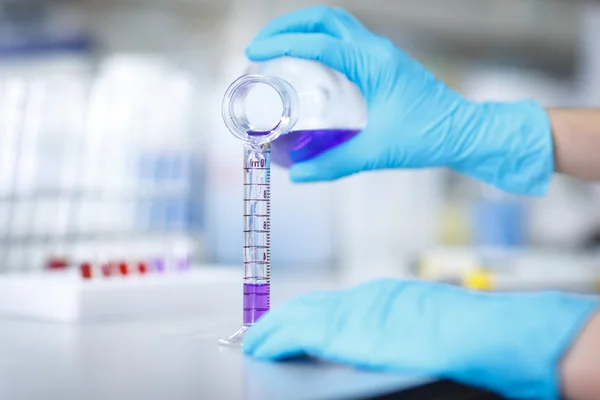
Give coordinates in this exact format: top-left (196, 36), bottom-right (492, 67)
top-left (242, 143), bottom-right (271, 326)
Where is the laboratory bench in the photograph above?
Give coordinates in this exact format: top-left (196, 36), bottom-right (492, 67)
top-left (0, 315), bottom-right (505, 400)
top-left (0, 270), bottom-right (507, 400)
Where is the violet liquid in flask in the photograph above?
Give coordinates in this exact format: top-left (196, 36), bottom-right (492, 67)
top-left (218, 57), bottom-right (366, 347)
top-left (248, 128), bottom-right (362, 167)
top-left (223, 57), bottom-right (367, 168)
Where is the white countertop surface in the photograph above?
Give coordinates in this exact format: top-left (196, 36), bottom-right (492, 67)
top-left (0, 271), bottom-right (432, 400)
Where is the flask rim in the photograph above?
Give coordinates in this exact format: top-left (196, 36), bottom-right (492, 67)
top-left (221, 74), bottom-right (298, 145)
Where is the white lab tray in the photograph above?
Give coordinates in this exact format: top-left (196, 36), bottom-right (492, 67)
top-left (0, 266), bottom-right (242, 322)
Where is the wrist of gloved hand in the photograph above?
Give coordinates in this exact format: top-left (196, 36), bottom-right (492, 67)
top-left (449, 290), bottom-right (598, 399)
top-left (450, 99), bottom-right (554, 196)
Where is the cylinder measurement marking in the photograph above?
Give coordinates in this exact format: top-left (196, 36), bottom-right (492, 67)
top-left (241, 142), bottom-right (271, 328)
top-left (244, 144), bottom-right (271, 304)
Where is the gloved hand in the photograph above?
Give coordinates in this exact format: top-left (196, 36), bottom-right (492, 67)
top-left (243, 279), bottom-right (599, 400)
top-left (246, 6), bottom-right (553, 196)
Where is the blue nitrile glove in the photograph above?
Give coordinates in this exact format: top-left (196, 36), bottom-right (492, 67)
top-left (243, 279), bottom-right (599, 400)
top-left (246, 6), bottom-right (553, 196)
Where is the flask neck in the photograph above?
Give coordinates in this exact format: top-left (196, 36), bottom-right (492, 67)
top-left (222, 74), bottom-right (299, 146)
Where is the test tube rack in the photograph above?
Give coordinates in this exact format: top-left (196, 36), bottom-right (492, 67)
top-left (0, 265), bottom-right (241, 322)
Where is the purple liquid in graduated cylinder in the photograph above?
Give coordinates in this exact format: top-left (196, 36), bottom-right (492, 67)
top-left (248, 129), bottom-right (361, 167)
top-left (244, 283), bottom-right (270, 325)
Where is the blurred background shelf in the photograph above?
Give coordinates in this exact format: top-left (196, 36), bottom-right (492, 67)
top-left (80, 0), bottom-right (579, 75)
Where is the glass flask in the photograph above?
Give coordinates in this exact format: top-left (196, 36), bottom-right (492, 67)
top-left (221, 57), bottom-right (367, 167)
